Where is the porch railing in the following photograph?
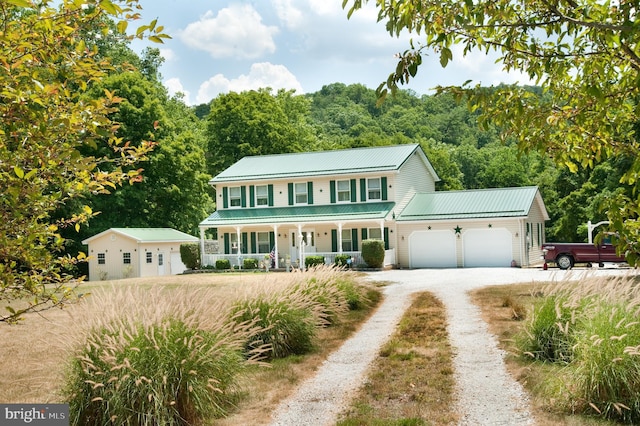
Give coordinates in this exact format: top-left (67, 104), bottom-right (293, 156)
top-left (202, 248), bottom-right (396, 269)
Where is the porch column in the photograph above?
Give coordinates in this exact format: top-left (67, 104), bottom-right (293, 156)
top-left (297, 224), bottom-right (304, 270)
top-left (337, 223), bottom-right (343, 254)
top-left (199, 227), bottom-right (206, 267)
top-left (273, 224), bottom-right (279, 268)
top-left (380, 220), bottom-right (385, 245)
top-left (236, 227), bottom-right (242, 268)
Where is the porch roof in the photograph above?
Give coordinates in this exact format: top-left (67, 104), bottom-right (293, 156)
top-left (200, 202), bottom-right (395, 228)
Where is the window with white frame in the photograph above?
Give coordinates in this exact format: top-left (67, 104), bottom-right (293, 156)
top-left (255, 185), bottom-right (268, 206)
top-left (146, 252), bottom-right (153, 264)
top-left (341, 229), bottom-right (352, 252)
top-left (257, 232), bottom-right (270, 253)
top-left (123, 252), bottom-right (131, 264)
top-left (368, 228), bottom-right (383, 240)
top-left (228, 186), bottom-right (241, 207)
top-left (367, 178), bottom-right (381, 200)
top-left (337, 180), bottom-right (350, 202)
top-left (294, 182), bottom-right (308, 204)
top-left (97, 253), bottom-right (105, 265)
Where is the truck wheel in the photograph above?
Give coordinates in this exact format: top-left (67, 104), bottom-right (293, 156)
top-left (556, 254), bottom-right (573, 270)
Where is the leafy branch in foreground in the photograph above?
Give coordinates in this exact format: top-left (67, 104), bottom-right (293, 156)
top-left (344, 0), bottom-right (640, 264)
top-left (0, 0), bottom-right (169, 323)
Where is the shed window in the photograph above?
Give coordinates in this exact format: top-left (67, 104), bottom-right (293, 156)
top-left (341, 229), bottom-right (353, 252)
top-left (255, 185), bottom-right (269, 206)
top-left (123, 252), bottom-right (131, 264)
top-left (97, 253), bottom-right (105, 265)
top-left (229, 187), bottom-right (241, 207)
top-left (295, 182), bottom-right (308, 204)
top-left (367, 178), bottom-right (381, 200)
top-left (146, 252), bottom-right (153, 264)
top-left (337, 180), bottom-right (351, 202)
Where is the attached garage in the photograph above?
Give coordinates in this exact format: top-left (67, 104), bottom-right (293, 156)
top-left (463, 228), bottom-right (512, 267)
top-left (409, 230), bottom-right (457, 268)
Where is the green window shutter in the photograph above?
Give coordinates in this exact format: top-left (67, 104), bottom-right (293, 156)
top-left (384, 227), bottom-right (389, 249)
top-left (307, 181), bottom-right (314, 205)
top-left (360, 178), bottom-right (366, 202)
top-left (269, 232), bottom-right (275, 248)
top-left (241, 233), bottom-right (248, 254)
top-left (250, 232), bottom-right (256, 253)
top-left (361, 228), bottom-right (368, 240)
top-left (331, 229), bottom-right (338, 252)
top-left (241, 186), bottom-right (247, 208)
top-left (268, 184), bottom-right (274, 206)
top-left (330, 180), bottom-right (336, 203)
top-left (222, 187), bottom-right (228, 209)
top-left (350, 179), bottom-right (357, 202)
top-left (381, 177), bottom-right (388, 201)
top-left (352, 229), bottom-right (358, 251)
top-left (288, 183), bottom-right (294, 206)
top-left (249, 186), bottom-right (255, 207)
top-left (224, 233), bottom-right (230, 254)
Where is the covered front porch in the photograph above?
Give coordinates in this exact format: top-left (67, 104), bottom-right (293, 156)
top-left (198, 202), bottom-right (397, 269)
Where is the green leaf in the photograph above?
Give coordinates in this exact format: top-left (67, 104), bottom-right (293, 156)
top-left (439, 47), bottom-right (452, 67)
top-left (5, 0), bottom-right (31, 6)
top-left (13, 166), bottom-right (24, 179)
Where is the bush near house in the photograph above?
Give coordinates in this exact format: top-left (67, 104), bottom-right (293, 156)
top-left (361, 239), bottom-right (385, 268)
top-left (216, 259), bottom-right (231, 270)
top-left (335, 254), bottom-right (351, 268)
top-left (305, 255), bottom-right (325, 268)
top-left (243, 258), bottom-right (258, 269)
top-left (180, 243), bottom-right (200, 270)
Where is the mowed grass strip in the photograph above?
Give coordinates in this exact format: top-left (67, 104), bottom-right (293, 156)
top-left (338, 292), bottom-right (457, 426)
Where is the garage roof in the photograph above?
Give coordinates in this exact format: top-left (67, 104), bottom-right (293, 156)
top-left (397, 186), bottom-right (548, 221)
top-left (200, 202), bottom-right (395, 227)
top-left (210, 144), bottom-right (439, 183)
top-left (82, 228), bottom-right (199, 244)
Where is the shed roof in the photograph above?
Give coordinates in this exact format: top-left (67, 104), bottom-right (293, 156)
top-left (82, 228), bottom-right (198, 244)
top-left (210, 144), bottom-right (439, 183)
top-left (397, 186), bottom-right (549, 221)
top-left (200, 202), bottom-right (395, 227)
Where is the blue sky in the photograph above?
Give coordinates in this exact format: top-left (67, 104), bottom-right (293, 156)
top-left (131, 0), bottom-right (532, 105)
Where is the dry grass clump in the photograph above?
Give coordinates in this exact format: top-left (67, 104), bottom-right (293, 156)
top-left (338, 292), bottom-right (457, 426)
top-left (515, 274), bottom-right (640, 423)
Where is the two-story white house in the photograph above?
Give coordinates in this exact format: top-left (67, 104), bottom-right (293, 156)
top-left (198, 144), bottom-right (549, 269)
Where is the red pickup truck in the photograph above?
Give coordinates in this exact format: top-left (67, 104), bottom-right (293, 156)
top-left (541, 242), bottom-right (626, 270)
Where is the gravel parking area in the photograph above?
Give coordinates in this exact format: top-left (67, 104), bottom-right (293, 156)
top-left (270, 267), bottom-right (632, 426)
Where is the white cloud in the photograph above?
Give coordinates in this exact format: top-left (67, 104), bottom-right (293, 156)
top-left (179, 5), bottom-right (278, 59)
top-left (164, 77), bottom-right (192, 104)
top-left (159, 48), bottom-right (177, 62)
top-left (196, 62), bottom-right (304, 103)
top-left (272, 0), bottom-right (304, 30)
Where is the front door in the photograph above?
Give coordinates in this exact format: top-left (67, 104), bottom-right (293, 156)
top-left (289, 229), bottom-right (316, 265)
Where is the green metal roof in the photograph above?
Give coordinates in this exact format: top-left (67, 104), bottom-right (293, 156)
top-left (200, 202), bottom-right (395, 227)
top-left (397, 186), bottom-right (547, 221)
top-left (210, 144), bottom-right (439, 183)
top-left (83, 228), bottom-right (198, 244)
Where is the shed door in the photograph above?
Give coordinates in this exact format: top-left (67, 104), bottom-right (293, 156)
top-left (409, 230), bottom-right (457, 268)
top-left (170, 252), bottom-right (187, 275)
top-left (463, 228), bottom-right (512, 267)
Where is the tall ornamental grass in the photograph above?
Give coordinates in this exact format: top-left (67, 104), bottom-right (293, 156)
top-left (518, 274), bottom-right (640, 423)
top-left (63, 286), bottom-right (260, 425)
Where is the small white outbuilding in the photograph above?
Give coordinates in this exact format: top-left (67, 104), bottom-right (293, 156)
top-left (82, 228), bottom-right (198, 281)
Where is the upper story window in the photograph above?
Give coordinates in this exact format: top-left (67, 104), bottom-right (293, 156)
top-left (337, 180), bottom-right (351, 202)
top-left (255, 185), bottom-right (269, 206)
top-left (295, 182), bottom-right (308, 204)
top-left (367, 178), bottom-right (381, 200)
top-left (229, 187), bottom-right (242, 207)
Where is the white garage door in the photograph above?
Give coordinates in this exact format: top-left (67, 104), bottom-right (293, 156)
top-left (463, 228), bottom-right (512, 267)
top-left (170, 252), bottom-right (188, 275)
top-left (409, 230), bottom-right (457, 268)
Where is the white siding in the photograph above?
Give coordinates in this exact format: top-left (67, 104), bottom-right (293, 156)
top-left (394, 152), bottom-right (436, 213)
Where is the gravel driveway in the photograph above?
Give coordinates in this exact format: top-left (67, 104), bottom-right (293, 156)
top-left (270, 267), bottom-right (631, 426)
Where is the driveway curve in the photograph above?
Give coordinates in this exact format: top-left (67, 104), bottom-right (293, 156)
top-left (270, 267), bottom-right (631, 426)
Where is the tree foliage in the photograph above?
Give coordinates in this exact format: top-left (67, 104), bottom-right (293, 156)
top-left (0, 0), bottom-right (168, 322)
top-left (344, 0), bottom-right (640, 264)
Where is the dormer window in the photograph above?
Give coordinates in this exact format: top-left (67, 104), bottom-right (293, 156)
top-left (229, 187), bottom-right (242, 207)
top-left (367, 178), bottom-right (381, 200)
top-left (337, 180), bottom-right (351, 202)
